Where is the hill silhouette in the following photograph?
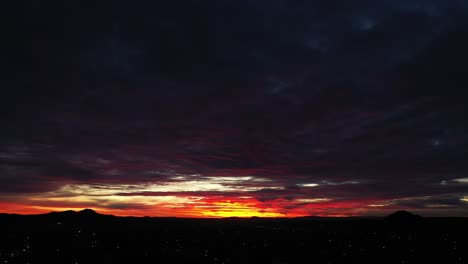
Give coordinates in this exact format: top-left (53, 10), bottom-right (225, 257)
top-left (78, 208), bottom-right (99, 216)
top-left (385, 210), bottom-right (422, 222)
top-left (47, 208), bottom-right (99, 215)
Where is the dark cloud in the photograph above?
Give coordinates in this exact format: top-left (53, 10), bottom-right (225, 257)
top-left (394, 195), bottom-right (467, 209)
top-left (2, 0), bottom-right (468, 216)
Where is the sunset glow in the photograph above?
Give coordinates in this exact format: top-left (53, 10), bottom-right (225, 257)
top-left (201, 201), bottom-right (285, 218)
top-left (0, 177), bottom-right (376, 217)
top-left (2, 174), bottom-right (467, 217)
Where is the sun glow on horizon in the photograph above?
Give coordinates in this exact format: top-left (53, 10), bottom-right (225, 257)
top-left (200, 200), bottom-right (285, 218)
top-left (0, 176), bottom-right (377, 218)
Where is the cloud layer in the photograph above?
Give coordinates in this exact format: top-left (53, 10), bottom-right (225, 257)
top-left (2, 0), bottom-right (468, 217)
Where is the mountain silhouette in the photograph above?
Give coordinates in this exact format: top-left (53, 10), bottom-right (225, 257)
top-left (41, 209), bottom-right (111, 224)
top-left (385, 210), bottom-right (422, 222)
top-left (46, 209), bottom-right (101, 218)
top-left (78, 208), bottom-right (99, 216)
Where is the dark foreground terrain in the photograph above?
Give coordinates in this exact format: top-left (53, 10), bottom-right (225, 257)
top-left (0, 210), bottom-right (467, 264)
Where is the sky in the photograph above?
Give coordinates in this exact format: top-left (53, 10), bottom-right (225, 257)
top-left (2, 0), bottom-right (468, 217)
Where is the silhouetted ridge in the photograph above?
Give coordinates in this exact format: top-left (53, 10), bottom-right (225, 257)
top-left (385, 210), bottom-right (422, 222)
top-left (45, 209), bottom-right (104, 221)
top-left (78, 209), bottom-right (99, 216)
top-left (47, 210), bottom-right (77, 216)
